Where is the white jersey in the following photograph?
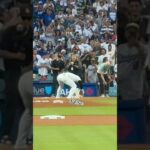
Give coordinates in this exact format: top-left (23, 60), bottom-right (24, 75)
top-left (36, 58), bottom-right (50, 76)
top-left (86, 65), bottom-right (98, 83)
top-left (56, 72), bottom-right (81, 99)
top-left (118, 43), bottom-right (148, 100)
top-left (57, 72), bottom-right (81, 83)
top-left (101, 42), bottom-right (116, 53)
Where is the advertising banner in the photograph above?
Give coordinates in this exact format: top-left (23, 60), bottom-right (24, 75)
top-left (33, 82), bottom-right (99, 97)
top-left (118, 100), bottom-right (147, 144)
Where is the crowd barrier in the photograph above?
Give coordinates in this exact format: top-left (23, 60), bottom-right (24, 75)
top-left (118, 99), bottom-right (147, 144)
top-left (33, 73), bottom-right (117, 97)
top-left (33, 80), bottom-right (100, 97)
top-left (33, 79), bottom-right (117, 97)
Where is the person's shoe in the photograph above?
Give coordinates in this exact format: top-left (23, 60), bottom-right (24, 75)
top-left (69, 98), bottom-right (75, 104)
top-left (100, 94), bottom-right (105, 97)
top-left (0, 135), bottom-right (12, 145)
top-left (51, 94), bottom-right (56, 98)
top-left (14, 144), bottom-right (28, 149)
top-left (26, 138), bottom-right (32, 145)
top-left (69, 99), bottom-right (84, 106)
top-left (55, 96), bottom-right (61, 99)
top-left (105, 94), bottom-right (110, 97)
top-left (74, 99), bottom-right (84, 105)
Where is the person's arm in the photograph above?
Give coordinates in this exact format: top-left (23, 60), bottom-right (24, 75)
top-left (107, 74), bottom-right (113, 84)
top-left (77, 60), bottom-right (82, 69)
top-left (85, 69), bottom-right (88, 83)
top-left (50, 67), bottom-right (59, 70)
top-left (97, 65), bottom-right (107, 85)
top-left (40, 18), bottom-right (45, 32)
top-left (37, 65), bottom-right (50, 69)
top-left (3, 16), bottom-right (22, 31)
top-left (0, 50), bottom-right (25, 60)
top-left (133, 40), bottom-right (147, 60)
top-left (49, 61), bottom-right (60, 71)
top-left (111, 47), bottom-right (116, 58)
top-left (80, 53), bottom-right (89, 62)
top-left (36, 60), bottom-right (49, 69)
top-left (100, 73), bottom-right (107, 85)
top-left (73, 62), bottom-right (79, 69)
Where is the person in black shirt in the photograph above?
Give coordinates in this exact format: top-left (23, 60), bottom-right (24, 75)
top-left (0, 50), bottom-right (25, 60)
top-left (50, 53), bottom-right (65, 96)
top-left (0, 5), bottom-right (32, 144)
top-left (68, 54), bottom-right (82, 77)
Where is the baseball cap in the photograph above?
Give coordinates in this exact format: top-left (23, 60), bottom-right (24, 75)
top-left (126, 22), bottom-right (140, 30)
top-left (38, 1), bottom-right (43, 4)
top-left (61, 49), bottom-right (66, 53)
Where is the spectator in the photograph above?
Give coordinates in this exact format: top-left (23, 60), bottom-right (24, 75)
top-left (85, 59), bottom-right (98, 83)
top-left (51, 53), bottom-right (65, 96)
top-left (97, 57), bottom-right (112, 97)
top-left (42, 8), bottom-right (55, 28)
top-left (0, 2), bottom-right (32, 145)
top-left (107, 42), bottom-right (116, 65)
top-left (36, 54), bottom-right (50, 80)
top-left (118, 23), bottom-right (148, 100)
top-left (97, 48), bottom-right (107, 65)
top-left (67, 54), bottom-right (82, 77)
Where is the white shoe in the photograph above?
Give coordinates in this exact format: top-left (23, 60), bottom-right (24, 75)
top-left (100, 94), bottom-right (105, 97)
top-left (74, 100), bottom-right (84, 105)
top-left (69, 99), bottom-right (84, 106)
top-left (51, 94), bottom-right (55, 97)
top-left (105, 94), bottom-right (110, 97)
top-left (55, 96), bottom-right (61, 99)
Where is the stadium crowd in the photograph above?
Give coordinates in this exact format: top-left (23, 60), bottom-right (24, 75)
top-left (33, 0), bottom-right (117, 97)
top-left (0, 0), bottom-right (149, 148)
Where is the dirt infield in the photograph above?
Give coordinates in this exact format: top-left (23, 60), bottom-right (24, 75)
top-left (33, 97), bottom-right (116, 126)
top-left (33, 97), bottom-right (116, 107)
top-left (118, 145), bottom-right (150, 150)
top-left (33, 99), bottom-right (115, 107)
top-left (34, 115), bottom-right (116, 126)
top-left (33, 97), bottom-right (116, 101)
top-left (0, 144), bottom-right (32, 150)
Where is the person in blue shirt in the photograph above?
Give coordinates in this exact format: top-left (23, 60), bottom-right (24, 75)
top-left (42, 8), bottom-right (55, 27)
top-left (38, 0), bottom-right (46, 4)
top-left (36, 2), bottom-right (44, 19)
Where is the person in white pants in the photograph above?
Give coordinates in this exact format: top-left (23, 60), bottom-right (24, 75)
top-left (14, 70), bottom-right (32, 149)
top-left (56, 71), bottom-right (84, 105)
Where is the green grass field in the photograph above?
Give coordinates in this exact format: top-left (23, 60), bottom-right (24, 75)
top-left (34, 98), bottom-right (117, 150)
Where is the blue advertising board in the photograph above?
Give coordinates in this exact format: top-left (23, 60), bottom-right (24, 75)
top-left (33, 81), bottom-right (100, 97)
top-left (108, 86), bottom-right (117, 97)
top-left (33, 82), bottom-right (54, 97)
top-left (83, 83), bottom-right (99, 97)
top-left (118, 99), bottom-right (147, 144)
